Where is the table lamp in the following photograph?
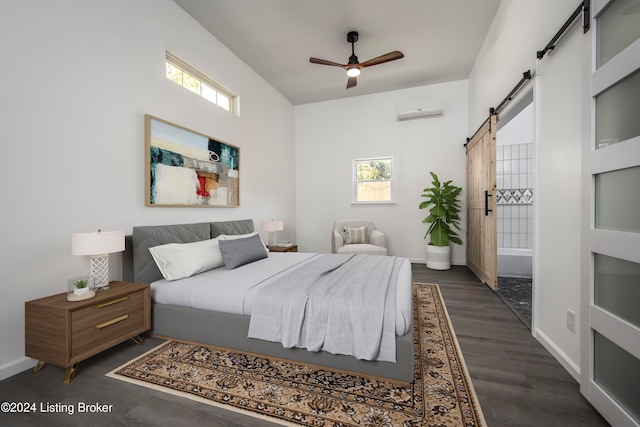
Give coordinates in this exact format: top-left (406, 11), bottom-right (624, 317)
top-left (72, 230), bottom-right (125, 291)
top-left (261, 220), bottom-right (283, 246)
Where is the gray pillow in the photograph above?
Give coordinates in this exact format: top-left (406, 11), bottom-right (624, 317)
top-left (218, 234), bottom-right (268, 269)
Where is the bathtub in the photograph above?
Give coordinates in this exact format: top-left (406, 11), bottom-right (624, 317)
top-left (498, 247), bottom-right (532, 278)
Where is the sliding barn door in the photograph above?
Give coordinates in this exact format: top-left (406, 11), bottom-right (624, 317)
top-left (466, 115), bottom-right (497, 289)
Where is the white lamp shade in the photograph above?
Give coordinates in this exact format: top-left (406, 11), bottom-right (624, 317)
top-left (261, 220), bottom-right (284, 232)
top-left (72, 230), bottom-right (125, 255)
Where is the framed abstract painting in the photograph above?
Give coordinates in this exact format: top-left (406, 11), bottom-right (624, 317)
top-left (144, 115), bottom-right (239, 207)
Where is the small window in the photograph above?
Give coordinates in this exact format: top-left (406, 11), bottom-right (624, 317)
top-left (353, 157), bottom-right (394, 204)
top-left (165, 51), bottom-right (237, 114)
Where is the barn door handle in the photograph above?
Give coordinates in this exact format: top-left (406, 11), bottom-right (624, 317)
top-left (485, 190), bottom-right (492, 216)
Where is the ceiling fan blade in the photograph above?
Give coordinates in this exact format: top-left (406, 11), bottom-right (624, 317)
top-left (346, 76), bottom-right (357, 89)
top-left (359, 51), bottom-right (404, 68)
top-left (310, 57), bottom-right (347, 68)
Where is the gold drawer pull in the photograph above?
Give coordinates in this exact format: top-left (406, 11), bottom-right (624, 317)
top-left (95, 314), bottom-right (129, 329)
top-left (96, 296), bottom-right (128, 308)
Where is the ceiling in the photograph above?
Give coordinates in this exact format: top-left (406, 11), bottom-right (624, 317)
top-left (173, 0), bottom-right (502, 105)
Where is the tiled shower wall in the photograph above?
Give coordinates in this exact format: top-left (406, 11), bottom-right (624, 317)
top-left (497, 143), bottom-right (534, 249)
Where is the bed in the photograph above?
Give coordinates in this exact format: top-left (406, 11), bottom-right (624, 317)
top-left (122, 219), bottom-right (414, 382)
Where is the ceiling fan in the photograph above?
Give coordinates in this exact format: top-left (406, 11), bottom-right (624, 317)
top-left (310, 31), bottom-right (404, 89)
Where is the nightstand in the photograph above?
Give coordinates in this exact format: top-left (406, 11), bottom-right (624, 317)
top-left (267, 245), bottom-right (298, 253)
top-left (25, 281), bottom-right (151, 383)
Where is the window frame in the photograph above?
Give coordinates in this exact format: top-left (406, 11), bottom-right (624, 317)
top-left (352, 156), bottom-right (396, 205)
top-left (165, 51), bottom-right (238, 114)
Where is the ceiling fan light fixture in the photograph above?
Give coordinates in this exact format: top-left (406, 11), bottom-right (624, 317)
top-left (310, 30), bottom-right (403, 89)
top-left (347, 67), bottom-right (360, 77)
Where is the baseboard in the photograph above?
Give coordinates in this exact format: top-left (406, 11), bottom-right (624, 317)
top-left (409, 258), bottom-right (466, 266)
top-left (534, 328), bottom-right (581, 382)
top-left (0, 356), bottom-right (36, 381)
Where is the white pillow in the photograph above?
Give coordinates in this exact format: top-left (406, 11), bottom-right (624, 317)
top-left (217, 231), bottom-right (269, 251)
top-left (149, 238), bottom-right (223, 281)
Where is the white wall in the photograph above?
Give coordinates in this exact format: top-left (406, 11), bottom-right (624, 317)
top-left (295, 80), bottom-right (468, 264)
top-left (0, 0), bottom-right (295, 379)
top-left (534, 23), bottom-right (584, 378)
top-left (468, 1), bottom-right (585, 379)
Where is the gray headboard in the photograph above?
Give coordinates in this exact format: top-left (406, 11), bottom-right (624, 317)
top-left (123, 219), bottom-right (255, 284)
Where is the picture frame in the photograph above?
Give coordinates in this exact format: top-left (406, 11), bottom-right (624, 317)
top-left (144, 115), bottom-right (240, 207)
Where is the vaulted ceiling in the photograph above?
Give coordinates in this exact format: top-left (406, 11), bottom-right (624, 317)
top-left (173, 0), bottom-right (501, 105)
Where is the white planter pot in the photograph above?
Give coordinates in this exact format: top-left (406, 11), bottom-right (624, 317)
top-left (74, 287), bottom-right (89, 296)
top-left (426, 244), bottom-right (451, 270)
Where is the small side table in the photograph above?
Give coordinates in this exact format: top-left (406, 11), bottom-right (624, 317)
top-left (267, 245), bottom-right (298, 253)
top-left (25, 281), bottom-right (151, 383)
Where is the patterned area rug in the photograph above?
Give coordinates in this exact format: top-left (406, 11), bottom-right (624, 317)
top-left (107, 283), bottom-right (485, 427)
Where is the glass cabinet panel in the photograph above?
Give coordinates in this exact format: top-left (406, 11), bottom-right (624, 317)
top-left (595, 254), bottom-right (640, 328)
top-left (595, 70), bottom-right (640, 148)
top-left (595, 166), bottom-right (640, 233)
top-left (596, 0), bottom-right (640, 68)
top-left (594, 332), bottom-right (640, 423)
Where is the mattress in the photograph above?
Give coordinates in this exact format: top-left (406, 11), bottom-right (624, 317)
top-left (151, 252), bottom-right (413, 336)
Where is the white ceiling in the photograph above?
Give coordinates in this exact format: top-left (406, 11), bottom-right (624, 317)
top-left (173, 0), bottom-right (502, 105)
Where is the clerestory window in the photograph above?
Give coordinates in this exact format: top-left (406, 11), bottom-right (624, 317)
top-left (165, 51), bottom-right (237, 114)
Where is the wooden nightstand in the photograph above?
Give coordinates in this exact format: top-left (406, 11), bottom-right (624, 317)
top-left (267, 245), bottom-right (298, 252)
top-left (25, 281), bottom-right (151, 383)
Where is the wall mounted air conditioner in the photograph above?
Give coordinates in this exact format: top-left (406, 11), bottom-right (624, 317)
top-left (396, 99), bottom-right (444, 121)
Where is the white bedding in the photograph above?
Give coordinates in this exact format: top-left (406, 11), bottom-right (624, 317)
top-left (151, 252), bottom-right (413, 336)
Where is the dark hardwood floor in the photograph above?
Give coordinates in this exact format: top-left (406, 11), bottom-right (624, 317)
top-left (0, 264), bottom-right (608, 426)
top-left (413, 264), bottom-right (608, 427)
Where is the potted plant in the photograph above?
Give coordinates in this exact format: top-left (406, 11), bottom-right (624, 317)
top-left (419, 172), bottom-right (462, 270)
top-left (67, 276), bottom-right (96, 301)
top-left (73, 278), bottom-right (89, 294)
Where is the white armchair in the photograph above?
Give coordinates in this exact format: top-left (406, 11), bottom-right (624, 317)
top-left (331, 220), bottom-right (388, 256)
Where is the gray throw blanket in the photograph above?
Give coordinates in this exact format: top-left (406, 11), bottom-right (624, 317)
top-left (247, 254), bottom-right (403, 362)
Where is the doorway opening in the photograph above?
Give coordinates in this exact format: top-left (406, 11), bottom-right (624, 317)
top-left (495, 91), bottom-right (534, 328)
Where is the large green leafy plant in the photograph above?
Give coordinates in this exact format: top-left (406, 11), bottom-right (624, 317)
top-left (419, 172), bottom-right (463, 247)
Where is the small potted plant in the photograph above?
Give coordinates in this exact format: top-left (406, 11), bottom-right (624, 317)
top-left (67, 276), bottom-right (96, 301)
top-left (419, 172), bottom-right (463, 270)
